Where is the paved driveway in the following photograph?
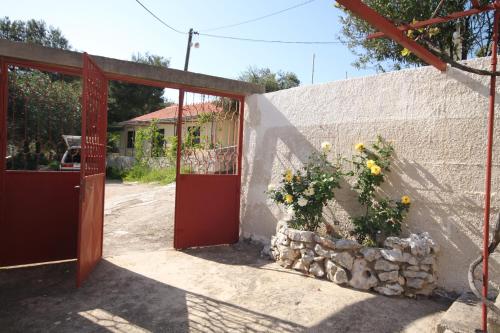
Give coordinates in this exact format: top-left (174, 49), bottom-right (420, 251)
top-left (104, 181), bottom-right (175, 256)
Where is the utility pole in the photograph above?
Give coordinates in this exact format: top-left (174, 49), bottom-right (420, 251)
top-left (311, 53), bottom-right (315, 84)
top-left (184, 28), bottom-right (198, 71)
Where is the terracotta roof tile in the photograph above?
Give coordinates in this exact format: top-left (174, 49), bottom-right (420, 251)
top-left (119, 102), bottom-right (223, 125)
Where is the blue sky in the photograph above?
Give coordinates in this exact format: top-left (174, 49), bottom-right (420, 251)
top-left (5, 0), bottom-right (377, 100)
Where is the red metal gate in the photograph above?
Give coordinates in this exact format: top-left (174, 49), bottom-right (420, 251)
top-left (174, 90), bottom-right (244, 249)
top-left (76, 53), bottom-right (108, 286)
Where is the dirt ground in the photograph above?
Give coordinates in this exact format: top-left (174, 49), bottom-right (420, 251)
top-left (0, 182), bottom-right (451, 332)
top-left (0, 244), bottom-right (450, 333)
top-left (104, 181), bottom-right (175, 256)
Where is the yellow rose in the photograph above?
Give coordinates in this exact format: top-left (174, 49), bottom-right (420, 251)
top-left (370, 165), bottom-right (381, 176)
top-left (401, 48), bottom-right (411, 57)
top-left (285, 194), bottom-right (294, 204)
top-left (401, 195), bottom-right (411, 205)
top-left (366, 159), bottom-right (375, 169)
top-left (284, 170), bottom-right (293, 182)
top-left (355, 143), bottom-right (365, 152)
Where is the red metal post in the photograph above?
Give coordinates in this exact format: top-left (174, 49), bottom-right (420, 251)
top-left (0, 57), bottom-right (7, 243)
top-left (336, 0), bottom-right (447, 71)
top-left (173, 89), bottom-right (185, 249)
top-left (482, 6), bottom-right (499, 332)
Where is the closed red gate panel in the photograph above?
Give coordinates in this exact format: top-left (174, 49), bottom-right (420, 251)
top-left (174, 174), bottom-right (239, 249)
top-left (0, 171), bottom-right (80, 267)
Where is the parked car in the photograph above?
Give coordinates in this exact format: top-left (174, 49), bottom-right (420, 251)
top-left (60, 135), bottom-right (81, 171)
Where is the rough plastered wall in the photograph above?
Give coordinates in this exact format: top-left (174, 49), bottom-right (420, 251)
top-left (240, 57), bottom-right (500, 293)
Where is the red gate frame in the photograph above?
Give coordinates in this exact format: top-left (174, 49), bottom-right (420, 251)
top-left (173, 89), bottom-right (245, 249)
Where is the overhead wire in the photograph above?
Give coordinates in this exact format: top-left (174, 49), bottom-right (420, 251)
top-left (134, 0), bottom-right (187, 34)
top-left (200, 0), bottom-right (316, 32)
top-left (134, 0), bottom-right (344, 45)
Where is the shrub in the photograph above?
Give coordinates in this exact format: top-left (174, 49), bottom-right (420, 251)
top-left (347, 136), bottom-right (411, 246)
top-left (267, 142), bottom-right (342, 231)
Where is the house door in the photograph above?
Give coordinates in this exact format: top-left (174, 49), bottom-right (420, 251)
top-left (174, 90), bottom-right (244, 249)
top-left (76, 53), bottom-right (108, 286)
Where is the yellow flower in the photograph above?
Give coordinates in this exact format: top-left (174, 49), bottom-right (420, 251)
top-left (366, 159), bottom-right (376, 169)
top-left (428, 27), bottom-right (440, 37)
top-left (370, 165), bottom-right (381, 176)
top-left (284, 169), bottom-right (293, 182)
top-left (355, 143), bottom-right (365, 152)
top-left (401, 48), bottom-right (411, 57)
top-left (401, 195), bottom-right (411, 205)
top-left (406, 30), bottom-right (414, 39)
top-left (285, 194), bottom-right (294, 204)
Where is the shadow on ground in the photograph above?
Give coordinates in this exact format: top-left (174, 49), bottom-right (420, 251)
top-left (0, 243), bottom-right (449, 333)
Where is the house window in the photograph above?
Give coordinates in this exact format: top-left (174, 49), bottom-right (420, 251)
top-left (187, 126), bottom-right (200, 145)
top-left (127, 130), bottom-right (135, 148)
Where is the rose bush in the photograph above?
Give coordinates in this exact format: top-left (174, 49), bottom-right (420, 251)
top-left (267, 142), bottom-right (342, 231)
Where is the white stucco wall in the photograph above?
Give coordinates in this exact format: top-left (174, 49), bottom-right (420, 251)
top-left (240, 58), bottom-right (500, 293)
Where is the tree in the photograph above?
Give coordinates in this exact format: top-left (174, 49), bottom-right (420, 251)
top-left (337, 1), bottom-right (494, 71)
top-left (239, 67), bottom-right (300, 92)
top-left (0, 16), bottom-right (70, 49)
top-left (107, 52), bottom-right (173, 125)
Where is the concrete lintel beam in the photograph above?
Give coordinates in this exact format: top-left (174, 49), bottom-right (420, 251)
top-left (0, 39), bottom-right (264, 96)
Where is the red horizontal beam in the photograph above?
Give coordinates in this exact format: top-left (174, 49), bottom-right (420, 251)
top-left (336, 0), bottom-right (447, 71)
top-left (368, 5), bottom-right (495, 39)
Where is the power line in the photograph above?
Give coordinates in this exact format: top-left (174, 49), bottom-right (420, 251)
top-left (133, 0), bottom-right (343, 45)
top-left (134, 0), bottom-right (186, 35)
top-left (200, 0), bottom-right (316, 32)
top-left (198, 32), bottom-right (343, 45)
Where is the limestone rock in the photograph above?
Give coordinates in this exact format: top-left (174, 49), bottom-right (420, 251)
top-left (409, 232), bottom-right (439, 256)
top-left (420, 256), bottom-right (435, 265)
top-left (331, 251), bottom-right (354, 270)
top-left (378, 270), bottom-right (399, 282)
top-left (314, 235), bottom-right (336, 249)
top-left (313, 256), bottom-right (325, 262)
top-left (278, 245), bottom-right (299, 261)
top-left (290, 241), bottom-right (304, 250)
top-left (349, 259), bottom-right (378, 290)
top-left (380, 248), bottom-right (404, 262)
top-left (374, 259), bottom-right (399, 271)
top-left (360, 247), bottom-right (381, 262)
top-left (276, 232), bottom-right (290, 246)
top-left (300, 248), bottom-right (315, 265)
top-left (420, 265), bottom-right (430, 272)
top-left (384, 237), bottom-right (410, 250)
top-left (292, 259), bottom-right (308, 272)
top-left (406, 278), bottom-right (425, 289)
top-left (333, 267), bottom-right (349, 285)
top-left (403, 253), bottom-right (418, 266)
top-left (288, 229), bottom-right (315, 243)
top-left (403, 270), bottom-right (430, 279)
top-left (309, 262), bottom-right (325, 278)
top-left (335, 239), bottom-right (362, 250)
top-left (406, 265), bottom-right (420, 271)
top-left (270, 236), bottom-right (277, 247)
top-left (375, 283), bottom-right (404, 296)
top-left (324, 259), bottom-right (338, 281)
top-left (314, 244), bottom-right (332, 257)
